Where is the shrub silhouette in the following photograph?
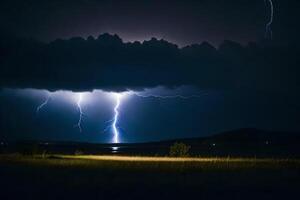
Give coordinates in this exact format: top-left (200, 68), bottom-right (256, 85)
top-left (169, 142), bottom-right (191, 157)
top-left (74, 150), bottom-right (84, 155)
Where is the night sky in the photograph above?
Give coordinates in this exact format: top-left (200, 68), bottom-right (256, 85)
top-left (1, 0), bottom-right (299, 46)
top-left (1, 0), bottom-right (300, 143)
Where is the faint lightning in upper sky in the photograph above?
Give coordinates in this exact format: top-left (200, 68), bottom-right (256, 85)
top-left (265, 0), bottom-right (274, 39)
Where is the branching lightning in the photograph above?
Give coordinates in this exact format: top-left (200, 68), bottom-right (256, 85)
top-left (36, 95), bottom-right (51, 114)
top-left (265, 0), bottom-right (274, 39)
top-left (36, 92), bottom-right (86, 132)
top-left (134, 89), bottom-right (209, 100)
top-left (75, 93), bottom-right (84, 132)
top-left (34, 90), bottom-right (207, 143)
top-left (134, 93), bottom-right (206, 99)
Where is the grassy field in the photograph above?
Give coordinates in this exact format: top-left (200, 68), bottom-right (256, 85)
top-left (0, 154), bottom-right (300, 200)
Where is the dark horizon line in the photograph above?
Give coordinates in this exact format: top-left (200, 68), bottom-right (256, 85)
top-left (3, 32), bottom-right (279, 49)
top-left (2, 128), bottom-right (299, 145)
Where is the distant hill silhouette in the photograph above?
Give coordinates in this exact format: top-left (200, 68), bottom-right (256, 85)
top-left (1, 128), bottom-right (300, 158)
top-left (209, 128), bottom-right (300, 144)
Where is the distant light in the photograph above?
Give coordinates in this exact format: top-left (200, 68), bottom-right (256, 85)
top-left (111, 146), bottom-right (119, 153)
top-left (112, 146), bottom-right (119, 151)
top-left (212, 143), bottom-right (216, 146)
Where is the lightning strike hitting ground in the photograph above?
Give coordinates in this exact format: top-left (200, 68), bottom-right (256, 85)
top-left (35, 90), bottom-right (206, 143)
top-left (103, 93), bottom-right (127, 143)
top-left (104, 91), bottom-right (207, 143)
top-left (75, 93), bottom-right (84, 132)
top-left (265, 0), bottom-right (274, 39)
top-left (36, 95), bottom-right (51, 114)
top-left (112, 94), bottom-right (121, 143)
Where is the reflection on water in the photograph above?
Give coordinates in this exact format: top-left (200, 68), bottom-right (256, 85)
top-left (111, 146), bottom-right (119, 153)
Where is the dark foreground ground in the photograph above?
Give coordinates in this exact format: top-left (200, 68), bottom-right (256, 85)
top-left (0, 155), bottom-right (300, 200)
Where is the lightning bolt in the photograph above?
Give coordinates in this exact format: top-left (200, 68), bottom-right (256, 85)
top-left (103, 91), bottom-right (207, 143)
top-left (35, 90), bottom-right (206, 142)
top-left (265, 0), bottom-right (274, 39)
top-left (36, 92), bottom-right (85, 132)
top-left (75, 93), bottom-right (84, 132)
top-left (103, 93), bottom-right (123, 143)
top-left (36, 95), bottom-right (51, 114)
top-left (112, 93), bottom-right (121, 143)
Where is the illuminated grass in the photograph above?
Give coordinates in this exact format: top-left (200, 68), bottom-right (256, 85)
top-left (62, 155), bottom-right (291, 162)
top-left (1, 154), bottom-right (300, 199)
top-left (1, 154), bottom-right (299, 171)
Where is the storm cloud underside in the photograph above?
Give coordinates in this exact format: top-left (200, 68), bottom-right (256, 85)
top-left (0, 34), bottom-right (299, 95)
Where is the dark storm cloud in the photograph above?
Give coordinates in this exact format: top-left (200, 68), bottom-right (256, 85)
top-left (0, 33), bottom-right (299, 93)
